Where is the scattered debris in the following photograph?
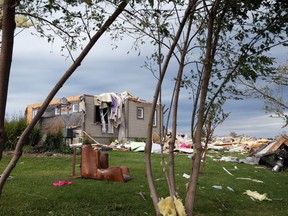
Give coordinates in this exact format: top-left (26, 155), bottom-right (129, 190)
top-left (214, 135), bottom-right (288, 172)
top-left (136, 192), bottom-right (146, 200)
top-left (53, 181), bottom-right (73, 187)
top-left (210, 136), bottom-right (271, 153)
top-left (227, 186), bottom-right (234, 192)
top-left (243, 190), bottom-right (271, 201)
top-left (182, 173), bottom-right (190, 179)
top-left (212, 185), bottom-right (222, 190)
top-left (236, 177), bottom-right (263, 183)
top-left (222, 167), bottom-right (234, 176)
top-left (220, 156), bottom-right (239, 162)
top-left (158, 196), bottom-right (186, 216)
top-left (0, 175), bottom-right (13, 180)
top-left (212, 185), bottom-right (235, 191)
top-left (128, 141), bottom-right (162, 153)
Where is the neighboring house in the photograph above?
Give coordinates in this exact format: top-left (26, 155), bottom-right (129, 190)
top-left (25, 91), bottom-right (163, 144)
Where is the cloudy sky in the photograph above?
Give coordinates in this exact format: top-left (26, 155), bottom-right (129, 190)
top-left (6, 26), bottom-right (288, 139)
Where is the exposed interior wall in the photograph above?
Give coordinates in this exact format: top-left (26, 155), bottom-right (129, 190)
top-left (83, 95), bottom-right (118, 145)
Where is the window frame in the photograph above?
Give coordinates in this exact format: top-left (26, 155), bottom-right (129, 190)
top-left (32, 108), bottom-right (38, 118)
top-left (137, 107), bottom-right (144, 119)
top-left (72, 103), bottom-right (79, 113)
top-left (55, 107), bottom-right (61, 115)
top-left (95, 106), bottom-right (109, 123)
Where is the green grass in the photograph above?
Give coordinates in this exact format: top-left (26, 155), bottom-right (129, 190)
top-left (0, 150), bottom-right (287, 215)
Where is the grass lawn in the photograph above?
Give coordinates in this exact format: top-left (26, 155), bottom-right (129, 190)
top-left (0, 150), bottom-right (287, 216)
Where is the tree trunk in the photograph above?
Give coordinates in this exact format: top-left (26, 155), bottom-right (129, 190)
top-left (185, 1), bottom-right (221, 215)
top-left (0, 0), bottom-right (17, 160)
top-left (190, 76), bottom-right (202, 143)
top-left (169, 15), bottom-right (195, 196)
top-left (145, 0), bottom-right (198, 214)
top-left (0, 0), bottom-right (128, 198)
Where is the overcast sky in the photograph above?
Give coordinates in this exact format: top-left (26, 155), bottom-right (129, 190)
top-left (6, 28), bottom-right (288, 139)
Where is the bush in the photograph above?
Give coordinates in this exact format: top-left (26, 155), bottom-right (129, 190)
top-left (4, 115), bottom-right (71, 154)
top-left (4, 117), bottom-right (27, 150)
top-left (22, 145), bottom-right (34, 154)
top-left (27, 127), bottom-right (43, 147)
top-left (4, 115), bottom-right (43, 150)
top-left (43, 131), bottom-right (64, 152)
top-left (61, 143), bottom-right (73, 154)
top-left (42, 131), bottom-right (73, 154)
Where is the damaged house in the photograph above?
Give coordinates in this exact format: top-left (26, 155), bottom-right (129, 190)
top-left (25, 91), bottom-right (162, 145)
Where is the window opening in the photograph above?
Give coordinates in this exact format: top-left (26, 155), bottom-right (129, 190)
top-left (55, 107), bottom-right (61, 115)
top-left (137, 107), bottom-right (144, 119)
top-left (72, 104), bottom-right (79, 112)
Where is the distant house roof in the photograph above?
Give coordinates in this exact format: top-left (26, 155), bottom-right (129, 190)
top-left (25, 94), bottom-right (84, 123)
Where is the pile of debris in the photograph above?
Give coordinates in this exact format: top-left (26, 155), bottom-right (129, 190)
top-left (217, 135), bottom-right (288, 172)
top-left (74, 129), bottom-right (288, 172)
top-left (107, 132), bottom-right (194, 154)
top-left (254, 135), bottom-right (288, 171)
top-left (208, 136), bottom-right (273, 153)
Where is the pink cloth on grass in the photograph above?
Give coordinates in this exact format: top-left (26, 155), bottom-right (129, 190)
top-left (53, 181), bottom-right (73, 186)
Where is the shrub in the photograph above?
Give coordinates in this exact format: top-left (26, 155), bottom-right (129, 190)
top-left (42, 131), bottom-right (73, 154)
top-left (61, 143), bottom-right (73, 154)
top-left (43, 131), bottom-right (64, 152)
top-left (22, 145), bottom-right (34, 154)
top-left (4, 115), bottom-right (43, 150)
top-left (4, 117), bottom-right (27, 150)
top-left (27, 126), bottom-right (43, 147)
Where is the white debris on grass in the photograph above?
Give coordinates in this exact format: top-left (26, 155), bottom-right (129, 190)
top-left (243, 190), bottom-right (271, 201)
top-left (182, 173), bottom-right (190, 179)
top-left (227, 186), bottom-right (234, 192)
top-left (237, 177), bottom-right (263, 183)
top-left (212, 185), bottom-right (222, 189)
top-left (223, 167), bottom-right (234, 176)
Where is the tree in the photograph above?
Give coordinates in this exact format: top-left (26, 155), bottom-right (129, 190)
top-left (201, 103), bottom-right (230, 173)
top-left (229, 131), bottom-right (237, 138)
top-left (1, 0), bottom-right (288, 215)
top-left (240, 61), bottom-right (288, 121)
top-left (0, 0), bottom-right (128, 197)
top-left (1, 0), bottom-right (110, 159)
top-left (0, 0), bottom-right (17, 160)
top-left (119, 0), bottom-right (288, 215)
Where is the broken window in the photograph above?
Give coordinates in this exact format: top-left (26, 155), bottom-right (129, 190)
top-left (55, 107), bottom-right (61, 115)
top-left (95, 106), bottom-right (108, 123)
top-left (72, 103), bottom-right (79, 112)
top-left (55, 104), bottom-right (72, 115)
top-left (95, 106), bottom-right (113, 133)
top-left (32, 108), bottom-right (38, 118)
